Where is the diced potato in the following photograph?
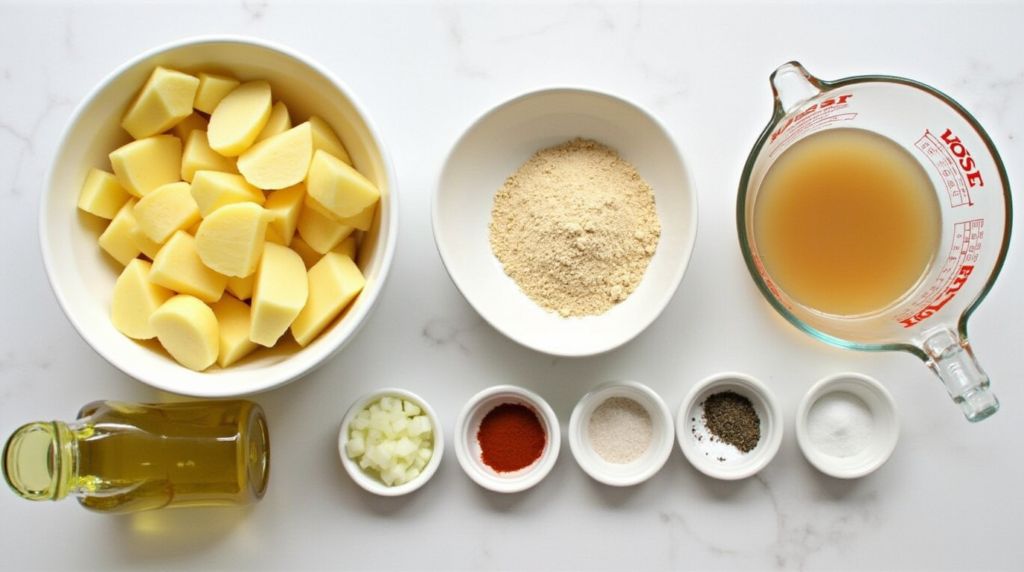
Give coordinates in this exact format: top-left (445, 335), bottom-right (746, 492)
top-left (337, 203), bottom-right (377, 231)
top-left (130, 224), bottom-right (163, 260)
top-left (121, 66), bottom-right (199, 140)
top-left (250, 242), bottom-right (308, 347)
top-left (181, 130), bottom-right (239, 182)
top-left (291, 252), bottom-right (365, 346)
top-left (193, 72), bottom-right (240, 115)
top-left (331, 235), bottom-right (357, 261)
top-left (109, 135), bottom-right (183, 197)
top-left (296, 197), bottom-right (354, 254)
top-left (289, 235), bottom-right (322, 269)
top-left (309, 116), bottom-right (352, 166)
top-left (190, 170), bottom-right (265, 218)
top-left (237, 121), bottom-right (313, 190)
top-left (133, 181), bottom-right (200, 244)
top-left (264, 183), bottom-right (305, 247)
top-left (98, 199), bottom-right (142, 266)
top-left (306, 149), bottom-right (380, 219)
top-left (253, 101), bottom-right (292, 144)
top-left (150, 294), bottom-right (219, 372)
top-left (168, 111), bottom-right (208, 141)
top-left (207, 80), bottom-right (272, 157)
top-left (225, 273), bottom-right (255, 301)
top-left (110, 258), bottom-right (174, 340)
top-left (194, 202), bottom-right (273, 277)
top-left (149, 230), bottom-right (228, 303)
top-left (209, 294), bottom-right (259, 368)
top-left (78, 168), bottom-right (130, 219)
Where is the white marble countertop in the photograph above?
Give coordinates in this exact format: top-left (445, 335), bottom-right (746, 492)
top-left (2, 1), bottom-right (1023, 570)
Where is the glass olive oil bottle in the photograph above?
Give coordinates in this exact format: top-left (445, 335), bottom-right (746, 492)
top-left (2, 400), bottom-right (269, 514)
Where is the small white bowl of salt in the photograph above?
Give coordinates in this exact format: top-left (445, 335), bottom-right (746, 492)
top-left (796, 373), bottom-right (900, 479)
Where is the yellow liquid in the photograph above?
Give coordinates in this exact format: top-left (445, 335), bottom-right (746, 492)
top-left (753, 128), bottom-right (941, 316)
top-left (73, 401), bottom-right (270, 513)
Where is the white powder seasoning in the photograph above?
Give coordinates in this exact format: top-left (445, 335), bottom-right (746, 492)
top-left (588, 397), bottom-right (653, 464)
top-left (807, 391), bottom-right (874, 458)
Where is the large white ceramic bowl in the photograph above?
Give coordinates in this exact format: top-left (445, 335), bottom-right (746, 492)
top-left (40, 36), bottom-right (398, 397)
top-left (433, 88), bottom-right (697, 357)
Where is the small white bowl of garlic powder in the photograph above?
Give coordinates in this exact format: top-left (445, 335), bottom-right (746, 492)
top-left (433, 87), bottom-right (698, 357)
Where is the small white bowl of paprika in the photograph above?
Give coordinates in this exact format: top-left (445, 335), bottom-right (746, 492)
top-left (454, 384), bottom-right (560, 494)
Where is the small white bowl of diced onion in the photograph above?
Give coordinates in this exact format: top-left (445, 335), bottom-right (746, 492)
top-left (338, 388), bottom-right (443, 496)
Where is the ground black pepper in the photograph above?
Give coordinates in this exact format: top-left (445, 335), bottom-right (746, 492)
top-left (701, 391), bottom-right (761, 453)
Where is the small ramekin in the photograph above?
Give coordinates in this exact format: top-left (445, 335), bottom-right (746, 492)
top-left (676, 372), bottom-right (783, 480)
top-left (454, 385), bottom-right (560, 494)
top-left (568, 380), bottom-right (674, 486)
top-left (338, 388), bottom-right (444, 496)
top-left (796, 372), bottom-right (899, 479)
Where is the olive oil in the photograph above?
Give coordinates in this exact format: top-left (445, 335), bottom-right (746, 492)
top-left (2, 400), bottom-right (269, 514)
top-left (753, 128), bottom-right (941, 316)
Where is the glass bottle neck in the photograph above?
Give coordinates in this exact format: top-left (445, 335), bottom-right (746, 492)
top-left (2, 420), bottom-right (78, 502)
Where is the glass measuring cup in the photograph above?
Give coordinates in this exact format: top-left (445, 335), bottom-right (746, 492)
top-left (738, 62), bottom-right (1012, 422)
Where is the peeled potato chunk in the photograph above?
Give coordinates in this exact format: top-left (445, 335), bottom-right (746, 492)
top-left (306, 150), bottom-right (380, 219)
top-left (207, 80), bottom-right (272, 157)
top-left (181, 130), bottom-right (239, 182)
top-left (78, 168), bottom-right (130, 220)
top-left (238, 121), bottom-right (313, 190)
top-left (98, 199), bottom-right (142, 266)
top-left (110, 258), bottom-right (174, 340)
top-left (309, 116), bottom-right (351, 166)
top-left (264, 183), bottom-right (306, 246)
top-left (133, 181), bottom-right (200, 244)
top-left (195, 202), bottom-right (273, 277)
top-left (150, 294), bottom-right (219, 372)
top-left (150, 230), bottom-right (228, 303)
top-left (121, 66), bottom-right (199, 140)
top-left (110, 135), bottom-right (183, 197)
top-left (193, 72), bottom-right (240, 115)
top-left (169, 111), bottom-right (209, 141)
top-left (291, 252), bottom-right (365, 347)
top-left (253, 101), bottom-right (292, 144)
top-left (190, 170), bottom-right (265, 218)
top-left (210, 294), bottom-right (259, 368)
top-left (337, 203), bottom-right (377, 231)
top-left (226, 272), bottom-right (256, 301)
top-left (251, 242), bottom-right (308, 347)
top-left (297, 197), bottom-right (354, 254)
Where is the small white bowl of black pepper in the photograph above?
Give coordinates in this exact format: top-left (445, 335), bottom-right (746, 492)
top-left (676, 372), bottom-right (783, 480)
top-left (568, 380), bottom-right (675, 487)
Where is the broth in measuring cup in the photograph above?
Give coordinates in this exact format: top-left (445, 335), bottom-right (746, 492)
top-left (753, 127), bottom-right (942, 316)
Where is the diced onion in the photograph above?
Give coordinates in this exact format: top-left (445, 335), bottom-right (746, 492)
top-left (347, 395), bottom-right (433, 486)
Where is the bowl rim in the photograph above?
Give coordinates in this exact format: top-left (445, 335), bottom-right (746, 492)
top-left (337, 388), bottom-right (445, 496)
top-left (675, 372), bottom-right (784, 480)
top-left (453, 384), bottom-right (561, 493)
top-left (39, 34), bottom-right (399, 397)
top-left (431, 85), bottom-right (698, 358)
top-left (568, 379), bottom-right (674, 487)
top-left (795, 372), bottom-right (900, 479)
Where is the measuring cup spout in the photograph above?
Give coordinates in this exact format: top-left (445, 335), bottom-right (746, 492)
top-left (769, 61), bottom-right (824, 114)
top-left (923, 328), bottom-right (999, 422)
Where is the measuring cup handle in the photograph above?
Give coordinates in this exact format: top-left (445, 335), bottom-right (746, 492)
top-left (922, 328), bottom-right (999, 422)
top-left (770, 61), bottom-right (825, 114)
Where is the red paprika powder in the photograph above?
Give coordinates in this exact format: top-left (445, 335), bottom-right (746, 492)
top-left (477, 402), bottom-right (546, 472)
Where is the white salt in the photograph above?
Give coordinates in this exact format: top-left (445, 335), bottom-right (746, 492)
top-left (807, 391), bottom-right (874, 458)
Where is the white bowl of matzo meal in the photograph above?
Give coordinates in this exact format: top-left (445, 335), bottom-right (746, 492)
top-left (432, 88), bottom-right (697, 357)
